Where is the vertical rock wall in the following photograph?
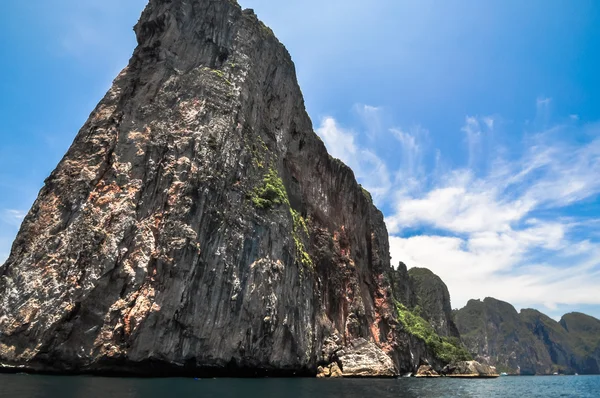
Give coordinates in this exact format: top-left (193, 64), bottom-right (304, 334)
top-left (0, 0), bottom-right (430, 376)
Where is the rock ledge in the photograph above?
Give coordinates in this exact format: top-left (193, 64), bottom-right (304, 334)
top-left (442, 361), bottom-right (499, 378)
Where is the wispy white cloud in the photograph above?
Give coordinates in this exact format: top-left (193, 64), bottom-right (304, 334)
top-left (0, 248), bottom-right (9, 265)
top-left (316, 116), bottom-right (391, 203)
top-left (389, 232), bottom-right (600, 311)
top-left (537, 97), bottom-right (552, 108)
top-left (483, 117), bottom-right (495, 130)
top-left (316, 100), bottom-right (600, 313)
top-left (461, 116), bottom-right (494, 168)
top-left (390, 125), bottom-right (428, 178)
top-left (0, 209), bottom-right (26, 228)
top-left (0, 209), bottom-right (26, 265)
top-left (534, 97), bottom-right (552, 130)
top-left (386, 173), bottom-right (535, 235)
top-left (462, 116), bottom-right (482, 168)
top-left (354, 104), bottom-right (384, 140)
top-left (386, 117), bottom-right (600, 311)
top-left (316, 117), bottom-right (358, 161)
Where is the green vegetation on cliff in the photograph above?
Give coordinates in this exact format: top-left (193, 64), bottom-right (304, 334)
top-left (250, 167), bottom-right (289, 209)
top-left (408, 267), bottom-right (461, 339)
top-left (395, 301), bottom-right (471, 363)
top-left (560, 312), bottom-right (600, 357)
top-left (250, 168), bottom-right (313, 270)
top-left (359, 184), bottom-right (373, 203)
top-left (291, 208), bottom-right (313, 269)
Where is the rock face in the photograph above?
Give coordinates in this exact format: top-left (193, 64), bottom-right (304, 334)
top-left (388, 262), bottom-right (417, 309)
top-left (523, 310), bottom-right (600, 374)
top-left (455, 298), bottom-right (600, 375)
top-left (454, 298), bottom-right (553, 375)
top-left (415, 364), bottom-right (439, 377)
top-left (336, 338), bottom-right (396, 377)
top-left (316, 363), bottom-right (342, 378)
top-left (407, 267), bottom-right (460, 339)
top-left (0, 0), bottom-right (433, 376)
top-left (560, 313), bottom-right (600, 373)
top-left (441, 360), bottom-right (498, 378)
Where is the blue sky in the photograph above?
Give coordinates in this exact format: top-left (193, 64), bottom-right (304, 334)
top-left (1, 0), bottom-right (600, 320)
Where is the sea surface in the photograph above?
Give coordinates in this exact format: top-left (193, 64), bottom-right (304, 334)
top-left (1, 374), bottom-right (599, 398)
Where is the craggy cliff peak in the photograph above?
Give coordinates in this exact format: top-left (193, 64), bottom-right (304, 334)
top-left (0, 0), bottom-right (441, 376)
top-left (407, 267), bottom-right (460, 339)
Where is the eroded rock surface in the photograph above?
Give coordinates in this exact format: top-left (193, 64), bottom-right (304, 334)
top-left (316, 362), bottom-right (342, 378)
top-left (0, 0), bottom-right (433, 376)
top-left (408, 268), bottom-right (460, 339)
top-left (415, 364), bottom-right (439, 378)
top-left (455, 298), bottom-right (600, 375)
top-left (337, 338), bottom-right (396, 377)
top-left (441, 361), bottom-right (499, 378)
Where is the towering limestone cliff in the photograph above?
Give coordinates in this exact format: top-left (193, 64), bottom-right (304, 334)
top-left (0, 0), bottom-right (440, 376)
top-left (455, 298), bottom-right (600, 375)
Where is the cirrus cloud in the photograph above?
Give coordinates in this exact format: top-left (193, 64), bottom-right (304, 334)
top-left (0, 209), bottom-right (26, 265)
top-left (318, 102), bottom-right (600, 318)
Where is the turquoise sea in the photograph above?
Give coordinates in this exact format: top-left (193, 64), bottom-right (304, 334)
top-left (1, 374), bottom-right (599, 398)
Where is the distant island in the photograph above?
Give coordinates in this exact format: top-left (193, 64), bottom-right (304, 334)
top-left (455, 297), bottom-right (600, 375)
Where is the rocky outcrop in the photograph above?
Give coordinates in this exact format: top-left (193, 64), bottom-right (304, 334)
top-left (315, 338), bottom-right (396, 378)
top-left (388, 262), bottom-right (417, 309)
top-left (0, 0), bottom-right (434, 377)
top-left (407, 267), bottom-right (460, 339)
top-left (455, 298), bottom-right (600, 375)
top-left (336, 338), bottom-right (396, 377)
top-left (387, 265), bottom-right (469, 368)
top-left (415, 364), bottom-right (439, 377)
top-left (316, 363), bottom-right (342, 378)
top-left (441, 361), bottom-right (499, 378)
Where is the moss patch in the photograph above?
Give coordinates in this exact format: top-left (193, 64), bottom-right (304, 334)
top-left (291, 209), bottom-right (312, 269)
top-left (248, 163), bottom-right (313, 270)
top-left (259, 21), bottom-right (274, 37)
top-left (291, 208), bottom-right (309, 236)
top-left (250, 136), bottom-right (269, 169)
top-left (359, 184), bottom-right (373, 203)
top-left (396, 301), bottom-right (471, 363)
top-left (249, 167), bottom-right (289, 209)
top-left (206, 68), bottom-right (233, 86)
